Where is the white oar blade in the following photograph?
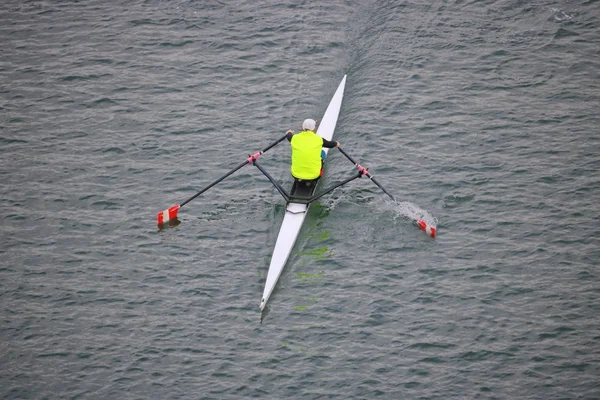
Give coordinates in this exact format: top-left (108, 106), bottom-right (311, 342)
top-left (157, 205), bottom-right (180, 225)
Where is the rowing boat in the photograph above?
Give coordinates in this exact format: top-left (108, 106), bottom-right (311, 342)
top-left (259, 75), bottom-right (347, 311)
top-left (156, 74), bottom-right (436, 313)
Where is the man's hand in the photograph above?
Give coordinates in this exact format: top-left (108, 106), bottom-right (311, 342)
top-left (286, 129), bottom-right (294, 134)
top-left (336, 142), bottom-right (341, 147)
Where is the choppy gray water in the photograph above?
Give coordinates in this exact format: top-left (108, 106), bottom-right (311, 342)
top-left (1, 1), bottom-right (599, 399)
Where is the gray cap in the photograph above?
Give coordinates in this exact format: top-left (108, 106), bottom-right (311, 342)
top-left (302, 119), bottom-right (316, 130)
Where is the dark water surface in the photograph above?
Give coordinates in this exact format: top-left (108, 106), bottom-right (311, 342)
top-left (1, 1), bottom-right (599, 399)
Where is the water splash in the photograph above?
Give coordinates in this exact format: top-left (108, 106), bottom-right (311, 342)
top-left (317, 186), bottom-right (438, 231)
top-left (388, 199), bottom-right (438, 229)
top-left (549, 8), bottom-right (575, 23)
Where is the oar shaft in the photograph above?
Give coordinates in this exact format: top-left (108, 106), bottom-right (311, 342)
top-left (180, 135), bottom-right (288, 208)
top-left (337, 147), bottom-right (396, 202)
top-left (336, 146), bottom-right (358, 164)
top-left (180, 160), bottom-right (248, 207)
top-left (261, 134), bottom-right (289, 153)
top-left (336, 147), bottom-right (436, 238)
top-left (369, 177), bottom-right (396, 202)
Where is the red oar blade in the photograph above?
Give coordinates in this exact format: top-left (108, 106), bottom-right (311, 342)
top-left (417, 220), bottom-right (436, 238)
top-left (157, 205), bottom-right (180, 225)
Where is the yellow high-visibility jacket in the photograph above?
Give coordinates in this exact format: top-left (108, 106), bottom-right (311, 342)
top-left (290, 130), bottom-right (324, 180)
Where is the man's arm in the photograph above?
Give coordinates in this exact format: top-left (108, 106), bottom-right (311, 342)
top-left (286, 130), bottom-right (294, 142)
top-left (322, 138), bottom-right (340, 148)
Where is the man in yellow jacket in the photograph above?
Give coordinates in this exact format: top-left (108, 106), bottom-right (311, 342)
top-left (286, 118), bottom-right (340, 182)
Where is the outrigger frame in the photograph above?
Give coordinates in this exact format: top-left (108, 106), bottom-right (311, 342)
top-left (248, 145), bottom-right (435, 238)
top-left (158, 136), bottom-right (436, 238)
top-left (250, 153), bottom-right (369, 205)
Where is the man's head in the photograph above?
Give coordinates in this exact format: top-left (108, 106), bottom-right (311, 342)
top-left (302, 119), bottom-right (316, 131)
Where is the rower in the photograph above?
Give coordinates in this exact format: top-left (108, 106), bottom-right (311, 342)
top-left (286, 119), bottom-right (339, 197)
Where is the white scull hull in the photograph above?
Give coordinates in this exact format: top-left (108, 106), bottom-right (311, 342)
top-left (260, 75), bottom-right (347, 310)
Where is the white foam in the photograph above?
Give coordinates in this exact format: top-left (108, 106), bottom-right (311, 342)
top-left (386, 199), bottom-right (437, 228)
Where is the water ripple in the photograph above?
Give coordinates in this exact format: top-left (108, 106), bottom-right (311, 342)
top-left (1, 0), bottom-right (599, 398)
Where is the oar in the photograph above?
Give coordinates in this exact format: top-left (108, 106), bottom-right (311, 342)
top-left (157, 135), bottom-right (288, 225)
top-left (337, 147), bottom-right (436, 238)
